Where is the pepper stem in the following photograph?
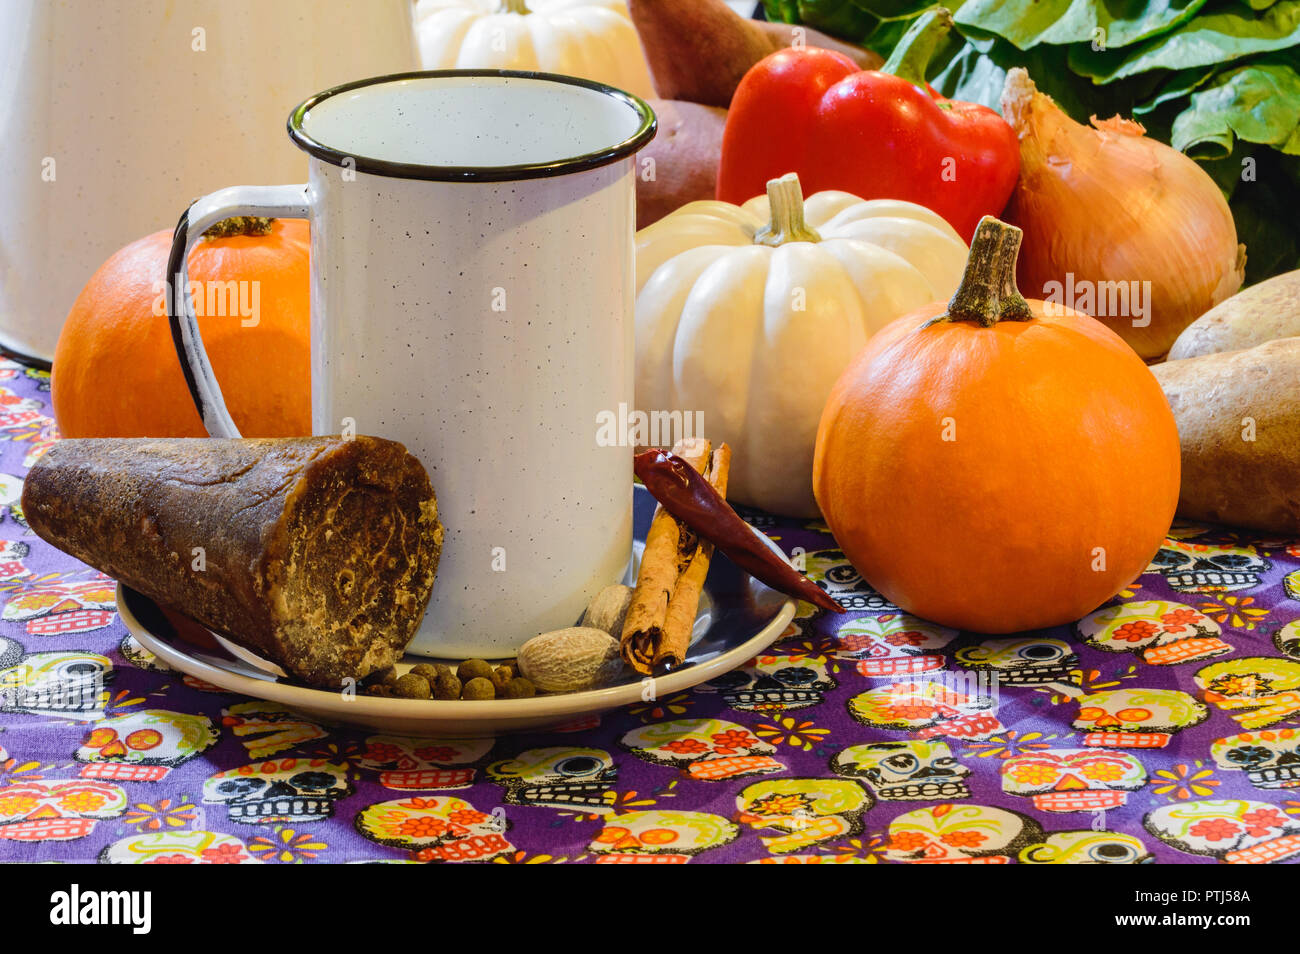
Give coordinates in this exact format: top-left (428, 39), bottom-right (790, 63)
top-left (499, 0), bottom-right (529, 13)
top-left (930, 216), bottom-right (1032, 327)
top-left (201, 216), bottom-right (275, 240)
top-left (753, 174), bottom-right (821, 247)
top-left (882, 8), bottom-right (955, 87)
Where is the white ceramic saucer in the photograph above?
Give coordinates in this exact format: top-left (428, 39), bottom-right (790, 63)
top-left (116, 487), bottom-right (796, 737)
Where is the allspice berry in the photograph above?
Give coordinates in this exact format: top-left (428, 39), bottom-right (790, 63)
top-left (501, 677), bottom-right (536, 699)
top-left (409, 663), bottom-right (442, 683)
top-left (458, 659), bottom-right (495, 683)
top-left (433, 672), bottom-right (462, 700)
top-left (491, 665), bottom-right (515, 690)
top-left (461, 676), bottom-right (497, 700)
top-left (392, 673), bottom-right (432, 699)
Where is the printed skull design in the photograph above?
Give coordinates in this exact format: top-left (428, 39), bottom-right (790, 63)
top-left (101, 830), bottom-right (260, 864)
top-left (0, 539), bottom-right (30, 582)
top-left (831, 613), bottom-right (956, 677)
top-left (954, 636), bottom-right (1078, 685)
top-left (1145, 799), bottom-right (1300, 864)
top-left (3, 575), bottom-right (116, 634)
top-left (118, 634), bottom-right (173, 673)
top-left (832, 740), bottom-right (972, 800)
top-left (1195, 657), bottom-right (1300, 729)
top-left (357, 794), bottom-right (513, 862)
top-left (1211, 729), bottom-right (1300, 790)
top-left (588, 810), bottom-right (738, 863)
top-left (221, 700), bottom-right (328, 758)
top-left (884, 804), bottom-right (1041, 864)
top-left (357, 735), bottom-right (494, 791)
top-left (801, 549), bottom-right (899, 613)
top-left (0, 648), bottom-right (111, 719)
top-left (1072, 689), bottom-right (1208, 748)
top-left (736, 778), bottom-right (872, 853)
top-left (621, 719), bottom-right (784, 781)
top-left (748, 854), bottom-right (872, 864)
top-left (1018, 830), bottom-right (1152, 864)
top-left (487, 747), bottom-right (618, 810)
top-left (1275, 619), bottom-right (1300, 660)
top-left (1285, 570), bottom-right (1300, 602)
top-left (1146, 541), bottom-right (1270, 594)
top-left (848, 677), bottom-right (1003, 741)
top-left (204, 759), bottom-right (352, 824)
top-left (1000, 749), bottom-right (1146, 812)
top-left (1077, 601), bottom-right (1230, 666)
top-left (703, 651), bottom-right (836, 710)
top-left (76, 709), bottom-right (219, 781)
top-left (0, 779), bottom-right (126, 841)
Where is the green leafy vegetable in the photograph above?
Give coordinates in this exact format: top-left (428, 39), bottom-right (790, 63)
top-left (1070, 2), bottom-right (1300, 83)
top-left (953, 0), bottom-right (1208, 51)
top-left (1172, 59), bottom-right (1300, 156)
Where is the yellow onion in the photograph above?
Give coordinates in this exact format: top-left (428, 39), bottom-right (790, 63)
top-left (1000, 68), bottom-right (1245, 360)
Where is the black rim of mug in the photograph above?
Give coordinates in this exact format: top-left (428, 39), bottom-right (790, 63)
top-left (286, 68), bottom-right (658, 182)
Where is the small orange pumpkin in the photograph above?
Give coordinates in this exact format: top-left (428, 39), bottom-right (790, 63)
top-left (52, 217), bottom-right (310, 438)
top-left (813, 216), bottom-right (1180, 633)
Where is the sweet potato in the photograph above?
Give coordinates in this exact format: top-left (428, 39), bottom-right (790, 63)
top-left (1168, 269), bottom-right (1300, 360)
top-left (636, 99), bottom-right (727, 229)
top-left (1152, 338), bottom-right (1300, 533)
top-left (630, 0), bottom-right (880, 107)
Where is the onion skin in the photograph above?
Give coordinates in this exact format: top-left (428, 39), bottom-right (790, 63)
top-left (1000, 68), bottom-right (1244, 360)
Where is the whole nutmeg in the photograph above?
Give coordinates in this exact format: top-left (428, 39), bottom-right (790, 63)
top-left (517, 627), bottom-right (624, 693)
top-left (580, 584), bottom-right (634, 637)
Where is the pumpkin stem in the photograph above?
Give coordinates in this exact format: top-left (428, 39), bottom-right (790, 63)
top-left (930, 216), bottom-right (1032, 328)
top-left (201, 216), bottom-right (276, 240)
top-left (499, 0), bottom-right (529, 13)
top-left (753, 173), bottom-right (821, 247)
top-left (882, 8), bottom-right (954, 88)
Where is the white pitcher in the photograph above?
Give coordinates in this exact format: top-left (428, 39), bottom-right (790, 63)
top-left (166, 71), bottom-right (656, 658)
top-left (0, 0), bottom-right (416, 363)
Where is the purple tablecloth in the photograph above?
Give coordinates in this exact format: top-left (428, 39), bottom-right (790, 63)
top-left (1, 356), bottom-right (1299, 864)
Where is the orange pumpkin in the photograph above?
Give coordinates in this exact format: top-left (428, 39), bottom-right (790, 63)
top-left (52, 217), bottom-right (310, 438)
top-left (813, 217), bottom-right (1180, 633)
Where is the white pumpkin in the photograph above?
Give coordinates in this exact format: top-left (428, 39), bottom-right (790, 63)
top-left (635, 174), bottom-right (968, 517)
top-left (415, 0), bottom-right (655, 100)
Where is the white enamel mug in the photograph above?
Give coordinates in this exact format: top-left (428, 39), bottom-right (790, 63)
top-left (166, 70), bottom-right (656, 658)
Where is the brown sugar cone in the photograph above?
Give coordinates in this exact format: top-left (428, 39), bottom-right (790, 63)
top-left (21, 436), bottom-right (442, 688)
top-left (621, 438), bottom-right (711, 674)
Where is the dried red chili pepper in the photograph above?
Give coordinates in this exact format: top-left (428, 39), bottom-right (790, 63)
top-left (635, 448), bottom-right (845, 613)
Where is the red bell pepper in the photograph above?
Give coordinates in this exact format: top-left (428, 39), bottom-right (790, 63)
top-left (717, 8), bottom-right (1019, 241)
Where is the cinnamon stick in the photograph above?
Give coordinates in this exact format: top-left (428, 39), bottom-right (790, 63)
top-left (621, 438), bottom-right (726, 674)
top-left (656, 444), bottom-right (731, 668)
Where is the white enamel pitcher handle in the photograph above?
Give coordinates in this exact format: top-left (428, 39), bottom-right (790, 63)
top-left (166, 184), bottom-right (310, 438)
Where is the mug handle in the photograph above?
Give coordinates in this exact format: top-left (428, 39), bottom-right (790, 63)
top-left (166, 184), bottom-right (310, 438)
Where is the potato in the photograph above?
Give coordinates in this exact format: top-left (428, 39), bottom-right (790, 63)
top-left (636, 99), bottom-right (727, 230)
top-left (1152, 337), bottom-right (1300, 532)
top-left (1167, 269), bottom-right (1300, 360)
top-left (630, 0), bottom-right (879, 108)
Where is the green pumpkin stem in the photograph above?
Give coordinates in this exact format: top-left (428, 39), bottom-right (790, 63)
top-left (753, 173), bottom-right (822, 247)
top-left (499, 0), bottom-right (529, 13)
top-left (201, 216), bottom-right (276, 240)
top-left (882, 8), bottom-right (954, 87)
top-left (929, 216), bottom-right (1032, 328)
